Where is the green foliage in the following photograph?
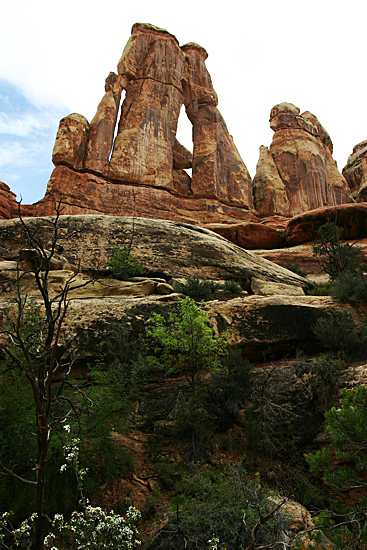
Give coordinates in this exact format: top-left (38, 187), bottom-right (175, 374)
top-left (306, 281), bottom-right (332, 296)
top-left (106, 246), bottom-right (143, 280)
top-left (149, 468), bottom-right (287, 549)
top-left (154, 461), bottom-right (178, 490)
top-left (307, 386), bottom-right (367, 492)
top-left (175, 276), bottom-right (243, 301)
top-left (331, 269), bottom-right (367, 305)
top-left (175, 275), bottom-right (219, 301)
top-left (77, 327), bottom-right (145, 490)
top-left (0, 368), bottom-right (36, 522)
top-left (313, 310), bottom-right (367, 359)
top-left (146, 297), bottom-right (229, 390)
top-left (312, 222), bottom-right (364, 279)
top-left (206, 348), bottom-right (253, 431)
top-left (221, 279), bottom-right (243, 294)
top-left (280, 262), bottom-right (307, 278)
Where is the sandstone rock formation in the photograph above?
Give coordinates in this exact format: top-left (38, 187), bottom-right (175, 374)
top-left (203, 222), bottom-right (284, 250)
top-left (0, 182), bottom-right (17, 219)
top-left (33, 23), bottom-right (253, 223)
top-left (285, 203), bottom-right (367, 246)
top-left (343, 140), bottom-right (367, 201)
top-left (0, 215), bottom-right (310, 292)
top-left (253, 103), bottom-right (354, 217)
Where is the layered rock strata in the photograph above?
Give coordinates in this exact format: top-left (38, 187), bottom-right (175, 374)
top-left (253, 103), bottom-right (353, 217)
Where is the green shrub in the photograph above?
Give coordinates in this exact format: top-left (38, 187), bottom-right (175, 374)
top-left (332, 269), bottom-right (367, 305)
top-left (154, 461), bottom-right (177, 490)
top-left (106, 247), bottom-right (143, 280)
top-left (207, 347), bottom-right (253, 431)
top-left (306, 281), bottom-right (332, 296)
top-left (307, 385), bottom-right (367, 492)
top-left (312, 222), bottom-right (364, 279)
top-left (149, 469), bottom-right (288, 549)
top-left (313, 309), bottom-right (367, 359)
top-left (280, 261), bottom-right (307, 277)
top-left (175, 275), bottom-right (219, 301)
top-left (221, 279), bottom-right (243, 294)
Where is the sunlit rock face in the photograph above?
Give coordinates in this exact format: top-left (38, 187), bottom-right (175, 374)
top-left (253, 103), bottom-right (354, 217)
top-left (31, 23), bottom-right (253, 223)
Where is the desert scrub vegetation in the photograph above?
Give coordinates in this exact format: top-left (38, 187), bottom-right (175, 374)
top-left (174, 275), bottom-right (220, 301)
top-left (313, 309), bottom-right (367, 360)
top-left (175, 275), bottom-right (242, 301)
top-left (280, 261), bottom-right (307, 278)
top-left (106, 246), bottom-right (143, 280)
top-left (147, 468), bottom-right (288, 550)
top-left (331, 268), bottom-right (367, 305)
top-left (313, 221), bottom-right (365, 279)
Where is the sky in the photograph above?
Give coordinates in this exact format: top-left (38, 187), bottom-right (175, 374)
top-left (1, 0), bottom-right (366, 205)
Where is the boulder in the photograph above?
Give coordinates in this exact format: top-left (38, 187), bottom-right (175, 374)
top-left (203, 222), bottom-right (284, 249)
top-left (251, 277), bottom-right (305, 296)
top-left (285, 203), bottom-right (367, 246)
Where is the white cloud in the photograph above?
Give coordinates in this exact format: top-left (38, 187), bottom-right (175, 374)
top-left (0, 141), bottom-right (28, 168)
top-left (0, 112), bottom-right (51, 137)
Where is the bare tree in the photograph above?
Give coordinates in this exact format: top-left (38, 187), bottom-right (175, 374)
top-left (0, 200), bottom-right (96, 549)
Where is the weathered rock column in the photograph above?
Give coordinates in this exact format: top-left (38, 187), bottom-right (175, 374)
top-left (84, 72), bottom-right (126, 173)
top-left (52, 113), bottom-right (89, 170)
top-left (107, 23), bottom-right (186, 189)
top-left (253, 103), bottom-right (353, 217)
top-left (182, 43), bottom-right (253, 209)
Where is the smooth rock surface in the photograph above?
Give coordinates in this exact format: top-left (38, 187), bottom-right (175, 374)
top-left (203, 222), bottom-right (284, 250)
top-left (0, 215), bottom-right (311, 291)
top-left (285, 203), bottom-right (367, 245)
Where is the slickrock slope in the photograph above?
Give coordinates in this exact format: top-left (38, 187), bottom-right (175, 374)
top-left (343, 140), bottom-right (367, 201)
top-left (253, 103), bottom-right (353, 217)
top-left (0, 215), bottom-right (310, 291)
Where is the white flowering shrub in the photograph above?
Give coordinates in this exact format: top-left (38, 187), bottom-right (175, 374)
top-left (0, 430), bottom-right (141, 550)
top-left (0, 512), bottom-right (37, 548)
top-left (46, 506), bottom-right (141, 550)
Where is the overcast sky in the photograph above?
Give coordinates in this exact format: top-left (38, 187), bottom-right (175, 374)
top-left (1, 0), bottom-right (366, 204)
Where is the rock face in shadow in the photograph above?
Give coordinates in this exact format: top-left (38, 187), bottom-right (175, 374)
top-left (253, 103), bottom-right (353, 217)
top-left (343, 140), bottom-right (367, 201)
